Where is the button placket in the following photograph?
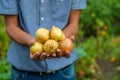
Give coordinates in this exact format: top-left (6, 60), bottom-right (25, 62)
top-left (40, 0), bottom-right (45, 25)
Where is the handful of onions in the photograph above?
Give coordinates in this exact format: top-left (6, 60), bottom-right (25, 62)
top-left (30, 26), bottom-right (73, 58)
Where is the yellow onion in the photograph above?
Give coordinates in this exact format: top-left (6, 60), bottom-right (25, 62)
top-left (44, 39), bottom-right (58, 54)
top-left (30, 42), bottom-right (43, 54)
top-left (59, 38), bottom-right (73, 53)
top-left (50, 26), bottom-right (65, 41)
top-left (36, 28), bottom-right (49, 43)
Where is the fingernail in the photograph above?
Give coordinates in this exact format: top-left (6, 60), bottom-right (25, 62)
top-left (57, 49), bottom-right (61, 52)
top-left (47, 54), bottom-right (50, 57)
top-left (56, 52), bottom-right (62, 58)
top-left (39, 53), bottom-right (47, 60)
top-left (66, 50), bottom-right (70, 53)
top-left (52, 53), bottom-right (56, 57)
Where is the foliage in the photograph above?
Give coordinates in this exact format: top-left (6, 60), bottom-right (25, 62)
top-left (74, 0), bottom-right (120, 79)
top-left (78, 0), bottom-right (120, 37)
top-left (75, 34), bottom-right (120, 80)
top-left (75, 37), bottom-right (97, 80)
top-left (0, 16), bottom-right (11, 58)
top-left (0, 59), bottom-right (11, 80)
top-left (0, 16), bottom-right (11, 80)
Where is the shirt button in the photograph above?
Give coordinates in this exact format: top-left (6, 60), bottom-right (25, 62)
top-left (61, 0), bottom-right (64, 2)
top-left (41, 0), bottom-right (44, 3)
top-left (41, 17), bottom-right (44, 21)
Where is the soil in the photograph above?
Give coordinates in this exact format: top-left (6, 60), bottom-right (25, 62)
top-left (96, 58), bottom-right (120, 80)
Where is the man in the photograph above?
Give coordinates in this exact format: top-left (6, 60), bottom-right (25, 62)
top-left (0, 0), bottom-right (86, 80)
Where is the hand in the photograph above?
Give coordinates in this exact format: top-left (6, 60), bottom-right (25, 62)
top-left (29, 39), bottom-right (47, 60)
top-left (63, 35), bottom-right (75, 58)
top-left (30, 50), bottom-right (62, 60)
top-left (30, 52), bottom-right (47, 60)
top-left (55, 48), bottom-right (62, 58)
top-left (30, 44), bottom-right (62, 60)
top-left (47, 35), bottom-right (75, 58)
top-left (45, 49), bottom-right (62, 58)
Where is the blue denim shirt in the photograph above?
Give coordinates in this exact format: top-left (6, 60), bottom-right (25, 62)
top-left (0, 0), bottom-right (86, 72)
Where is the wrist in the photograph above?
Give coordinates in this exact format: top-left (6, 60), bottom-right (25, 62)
top-left (27, 38), bottom-right (36, 47)
top-left (68, 36), bottom-right (75, 42)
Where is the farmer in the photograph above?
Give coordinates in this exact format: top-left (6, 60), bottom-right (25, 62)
top-left (0, 0), bottom-right (86, 80)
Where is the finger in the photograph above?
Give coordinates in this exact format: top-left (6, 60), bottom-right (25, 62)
top-left (56, 49), bottom-right (62, 58)
top-left (30, 53), bottom-right (40, 60)
top-left (64, 50), bottom-right (71, 58)
top-left (39, 52), bottom-right (47, 60)
top-left (30, 53), bottom-right (33, 59)
top-left (48, 55), bottom-right (52, 59)
top-left (69, 36), bottom-right (75, 42)
top-left (30, 53), bottom-right (37, 59)
top-left (51, 53), bottom-right (56, 58)
top-left (46, 53), bottom-right (50, 58)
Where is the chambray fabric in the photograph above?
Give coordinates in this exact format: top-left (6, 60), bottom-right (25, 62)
top-left (0, 0), bottom-right (86, 72)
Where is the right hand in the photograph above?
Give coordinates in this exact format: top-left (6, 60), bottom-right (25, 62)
top-left (30, 52), bottom-right (47, 60)
top-left (29, 39), bottom-right (62, 60)
top-left (62, 35), bottom-right (75, 58)
top-left (28, 39), bottom-right (47, 60)
top-left (30, 49), bottom-right (62, 61)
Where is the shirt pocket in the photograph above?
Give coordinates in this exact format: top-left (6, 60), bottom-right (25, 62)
top-left (52, 0), bottom-right (66, 21)
top-left (53, 0), bottom-right (64, 11)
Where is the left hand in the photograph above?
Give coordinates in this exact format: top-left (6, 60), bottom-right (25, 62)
top-left (63, 35), bottom-right (75, 58)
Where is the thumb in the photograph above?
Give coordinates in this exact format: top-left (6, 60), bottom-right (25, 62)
top-left (64, 50), bottom-right (71, 58)
top-left (69, 36), bottom-right (75, 42)
top-left (28, 39), bottom-right (36, 46)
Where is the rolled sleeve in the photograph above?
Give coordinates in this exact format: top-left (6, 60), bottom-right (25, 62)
top-left (71, 0), bottom-right (87, 10)
top-left (0, 0), bottom-right (19, 15)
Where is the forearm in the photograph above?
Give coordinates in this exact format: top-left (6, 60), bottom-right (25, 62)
top-left (6, 25), bottom-right (35, 46)
top-left (63, 10), bottom-right (81, 38)
top-left (63, 22), bottom-right (79, 38)
top-left (4, 15), bottom-right (35, 46)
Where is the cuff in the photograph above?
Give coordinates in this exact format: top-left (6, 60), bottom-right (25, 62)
top-left (0, 8), bottom-right (18, 15)
top-left (71, 0), bottom-right (87, 10)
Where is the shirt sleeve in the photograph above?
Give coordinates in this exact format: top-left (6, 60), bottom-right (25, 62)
top-left (0, 0), bottom-right (19, 15)
top-left (71, 0), bottom-right (87, 10)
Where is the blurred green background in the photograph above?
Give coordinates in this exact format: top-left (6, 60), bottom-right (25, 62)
top-left (0, 0), bottom-right (120, 80)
